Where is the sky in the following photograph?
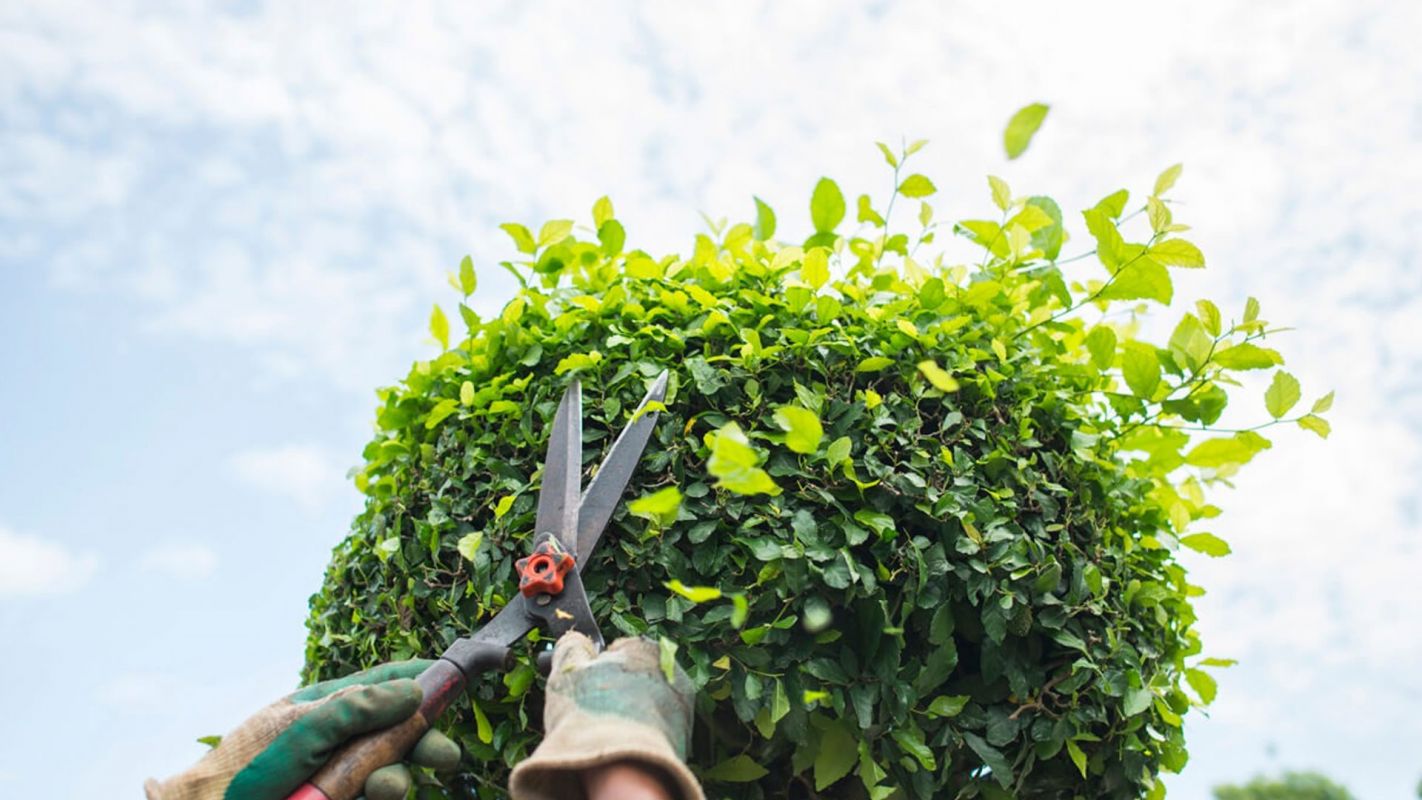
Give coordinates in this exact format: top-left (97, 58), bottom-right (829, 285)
top-left (1, 1), bottom-right (1420, 797)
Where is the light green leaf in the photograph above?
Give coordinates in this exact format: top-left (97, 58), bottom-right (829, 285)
top-left (892, 727), bottom-right (936, 771)
top-left (460, 380), bottom-right (475, 406)
top-left (875, 141), bottom-right (898, 168)
top-left (811, 177), bottom-right (846, 233)
top-left (855, 356), bottom-right (894, 372)
top-left (500, 222), bottom-right (537, 254)
top-left (537, 219), bottom-right (574, 248)
top-left (753, 196), bottom-right (777, 241)
top-left (1066, 739), bottom-right (1088, 778)
top-left (457, 532), bottom-right (483, 562)
top-left (425, 399), bottom-right (459, 429)
top-left (1003, 102), bottom-right (1050, 159)
top-left (1180, 532), bottom-right (1231, 557)
top-left (730, 594), bottom-right (749, 628)
top-left (987, 175), bottom-right (1011, 211)
top-left (1101, 255), bottom-right (1174, 304)
top-left (925, 695), bottom-right (970, 718)
top-left (1147, 197), bottom-right (1172, 233)
top-left (802, 248), bottom-right (830, 289)
top-left (1168, 314), bottom-right (1213, 372)
top-left (1196, 299), bottom-right (1222, 335)
top-left (708, 422), bottom-right (781, 496)
top-left (458, 255), bottom-right (477, 296)
top-left (1149, 238), bottom-right (1206, 268)
top-left (1200, 657), bottom-right (1238, 668)
top-left (1121, 342), bottom-right (1161, 399)
top-left (429, 305), bottom-right (450, 351)
top-left (825, 436), bottom-right (852, 465)
top-left (1086, 326), bottom-right (1117, 370)
top-left (917, 360), bottom-right (960, 392)
top-left (658, 636), bottom-right (679, 684)
top-left (630, 486), bottom-right (683, 525)
top-left (1154, 163), bottom-right (1183, 197)
top-left (898, 174), bottom-right (937, 198)
top-left (663, 578), bottom-right (722, 604)
top-left (554, 350), bottom-right (603, 376)
top-left (1185, 667), bottom-right (1218, 704)
top-left (1298, 415), bottom-right (1331, 439)
top-left (705, 755), bottom-right (769, 783)
top-left (1082, 208), bottom-right (1124, 268)
top-left (1214, 343), bottom-right (1283, 370)
top-left (493, 495), bottom-right (515, 519)
top-left (1244, 296), bottom-right (1261, 322)
top-left (814, 720), bottom-right (858, 790)
top-left (1184, 431), bottom-right (1273, 468)
top-left (1265, 370), bottom-right (1302, 419)
top-left (774, 405), bottom-right (824, 454)
top-left (471, 697), bottom-right (493, 744)
top-left (1311, 391), bottom-right (1335, 413)
top-left (592, 195), bottom-right (614, 227)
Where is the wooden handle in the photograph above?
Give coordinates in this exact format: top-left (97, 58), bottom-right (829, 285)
top-left (296, 659), bottom-right (468, 800)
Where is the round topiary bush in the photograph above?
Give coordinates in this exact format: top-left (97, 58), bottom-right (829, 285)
top-left (303, 142), bottom-right (1328, 799)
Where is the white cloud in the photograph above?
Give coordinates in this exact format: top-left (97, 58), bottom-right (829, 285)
top-left (0, 524), bottom-right (98, 596)
top-left (227, 444), bottom-right (343, 510)
top-left (138, 543), bottom-right (218, 581)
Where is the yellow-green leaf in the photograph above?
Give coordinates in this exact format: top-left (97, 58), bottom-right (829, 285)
top-left (774, 405), bottom-right (824, 454)
top-left (1154, 163), bottom-right (1183, 197)
top-left (429, 305), bottom-right (450, 351)
top-left (1185, 667), bottom-right (1218, 704)
top-left (457, 255), bottom-right (477, 296)
top-left (1066, 739), bottom-right (1088, 778)
top-left (811, 178), bottom-right (846, 233)
top-left (459, 380), bottom-right (475, 406)
top-left (802, 248), bottom-right (830, 289)
top-left (592, 195), bottom-right (614, 227)
top-left (1298, 414), bottom-right (1331, 439)
top-left (898, 173), bottom-right (937, 199)
top-left (988, 175), bottom-right (1011, 211)
top-left (657, 636), bottom-right (679, 683)
top-left (1180, 532), bottom-right (1230, 557)
top-left (493, 495), bottom-right (515, 519)
top-left (663, 578), bottom-right (722, 604)
top-left (500, 222), bottom-right (536, 254)
top-left (1003, 102), bottom-right (1050, 159)
top-left (1311, 391), bottom-right (1335, 413)
top-left (1149, 238), bottom-right (1206, 268)
top-left (456, 532), bottom-right (483, 562)
top-left (707, 422), bottom-right (781, 496)
top-left (704, 755), bottom-right (769, 783)
top-left (537, 219), bottom-right (574, 247)
top-left (1121, 342), bottom-right (1161, 399)
top-left (1264, 370), bottom-right (1301, 419)
top-left (630, 486), bottom-right (683, 525)
top-left (917, 360), bottom-right (960, 392)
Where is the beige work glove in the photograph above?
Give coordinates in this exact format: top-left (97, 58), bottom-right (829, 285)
top-left (509, 632), bottom-right (704, 800)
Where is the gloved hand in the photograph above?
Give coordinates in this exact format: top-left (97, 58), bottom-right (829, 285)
top-left (145, 660), bottom-right (460, 800)
top-left (510, 632), bottom-right (704, 800)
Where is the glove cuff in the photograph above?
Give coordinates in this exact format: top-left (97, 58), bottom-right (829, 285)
top-left (509, 716), bottom-right (704, 800)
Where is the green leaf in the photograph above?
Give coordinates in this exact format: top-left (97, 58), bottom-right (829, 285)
top-left (1121, 342), bottom-right (1161, 399)
top-left (875, 141), bottom-right (898, 168)
top-left (811, 178), bottom-right (846, 233)
top-left (537, 219), bottom-right (574, 248)
top-left (1214, 343), bottom-right (1282, 370)
top-left (708, 422), bottom-right (781, 496)
top-left (1149, 238), bottom-right (1206, 268)
top-left (1180, 532), bottom-right (1231, 557)
top-left (1066, 739), bottom-right (1088, 778)
top-left (925, 695), bottom-right (970, 718)
top-left (962, 732), bottom-right (1014, 787)
top-left (898, 173), bottom-right (937, 199)
top-left (503, 663), bottom-right (535, 698)
top-left (458, 255), bottom-right (477, 295)
top-left (471, 697), bottom-right (493, 744)
top-left (753, 196), bottom-right (777, 241)
top-left (459, 380), bottom-right (475, 406)
top-left (802, 248), bottom-right (830, 289)
top-left (1298, 415), bottom-right (1331, 439)
top-left (663, 578), bottom-right (722, 603)
top-left (1003, 102), bottom-right (1050, 159)
top-left (598, 219), bottom-right (625, 256)
top-left (917, 360), bottom-right (960, 392)
top-left (1101, 255), bottom-right (1173, 304)
top-left (592, 195), bottom-right (614, 227)
top-left (1265, 371), bottom-right (1302, 419)
top-left (814, 720), bottom-right (858, 790)
top-left (1311, 391), bottom-right (1335, 413)
top-left (1168, 314), bottom-right (1213, 372)
top-left (1184, 431), bottom-right (1273, 468)
top-left (554, 350), bottom-right (603, 376)
top-left (892, 727), bottom-right (937, 771)
top-left (1086, 326), bottom-right (1117, 370)
top-left (493, 495), bottom-right (515, 519)
top-left (1082, 209), bottom-right (1124, 269)
top-left (1154, 163), bottom-right (1183, 197)
top-left (456, 532), bottom-right (483, 562)
top-left (1200, 657), bottom-right (1238, 668)
top-left (1185, 667), bottom-right (1218, 704)
top-left (1196, 299), bottom-right (1222, 335)
top-left (196, 735), bottom-right (222, 749)
top-left (987, 175), bottom-right (1011, 211)
top-left (500, 222), bottom-right (537, 254)
top-left (704, 755), bottom-right (769, 783)
top-left (774, 405), bottom-right (824, 454)
top-left (825, 436), bottom-right (852, 465)
top-left (658, 636), bottom-right (679, 684)
top-left (1094, 189), bottom-right (1130, 219)
top-left (630, 486), bottom-right (683, 525)
top-left (429, 305), bottom-right (450, 351)
top-left (855, 356), bottom-right (894, 373)
top-left (424, 399), bottom-right (459, 430)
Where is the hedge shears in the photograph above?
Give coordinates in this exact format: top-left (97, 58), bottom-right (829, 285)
top-left (289, 371), bottom-right (669, 800)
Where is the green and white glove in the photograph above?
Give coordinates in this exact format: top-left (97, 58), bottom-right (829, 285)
top-left (145, 660), bottom-right (460, 800)
top-left (509, 632), bottom-right (704, 800)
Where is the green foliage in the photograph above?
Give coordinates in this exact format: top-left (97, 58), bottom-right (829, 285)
top-left (1213, 771), bottom-right (1357, 800)
top-left (1004, 103), bottom-right (1050, 159)
top-left (303, 136), bottom-right (1327, 799)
